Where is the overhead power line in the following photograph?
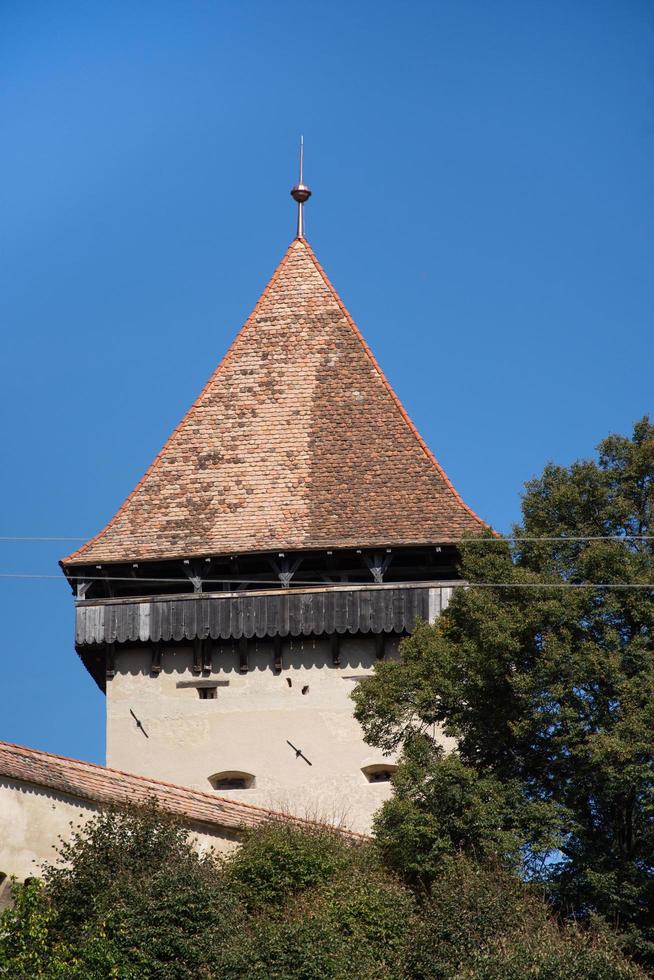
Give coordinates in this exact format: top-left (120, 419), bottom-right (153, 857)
top-left (0, 572), bottom-right (652, 591)
top-left (468, 535), bottom-right (654, 543)
top-left (0, 536), bottom-right (87, 542)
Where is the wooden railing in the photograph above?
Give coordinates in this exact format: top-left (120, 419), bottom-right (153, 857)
top-left (75, 581), bottom-right (460, 647)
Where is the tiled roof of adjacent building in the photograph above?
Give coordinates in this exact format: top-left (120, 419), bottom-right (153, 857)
top-left (63, 238), bottom-right (487, 567)
top-left (0, 741), bottom-right (363, 839)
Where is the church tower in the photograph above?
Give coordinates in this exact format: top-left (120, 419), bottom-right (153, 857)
top-left (61, 152), bottom-right (487, 833)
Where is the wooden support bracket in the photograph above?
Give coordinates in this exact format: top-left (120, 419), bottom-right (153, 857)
top-left (183, 560), bottom-right (203, 594)
top-left (76, 579), bottom-right (93, 601)
top-left (270, 556), bottom-right (302, 589)
top-left (273, 635), bottom-right (283, 673)
top-left (106, 642), bottom-right (116, 679)
top-left (363, 552), bottom-right (393, 584)
top-left (150, 643), bottom-right (162, 675)
top-left (330, 633), bottom-right (341, 667)
top-left (192, 638), bottom-right (203, 674)
top-left (238, 637), bottom-right (249, 674)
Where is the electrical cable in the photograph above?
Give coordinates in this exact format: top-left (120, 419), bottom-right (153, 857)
top-left (0, 572), bottom-right (652, 590)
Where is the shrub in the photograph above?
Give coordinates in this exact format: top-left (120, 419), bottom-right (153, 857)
top-left (222, 821), bottom-right (355, 911)
top-left (408, 856), bottom-right (646, 980)
top-left (224, 862), bottom-right (416, 979)
top-left (43, 803), bottom-right (240, 979)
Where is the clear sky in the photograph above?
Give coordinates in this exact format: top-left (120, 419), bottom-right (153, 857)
top-left (1, 1), bottom-right (652, 764)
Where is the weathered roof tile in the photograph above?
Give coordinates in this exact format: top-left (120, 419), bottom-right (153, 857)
top-left (0, 741), bottom-right (363, 838)
top-left (64, 239), bottom-right (486, 566)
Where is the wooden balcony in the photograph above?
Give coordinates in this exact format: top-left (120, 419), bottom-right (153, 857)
top-left (75, 580), bottom-right (460, 648)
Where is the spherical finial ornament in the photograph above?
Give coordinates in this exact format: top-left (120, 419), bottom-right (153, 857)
top-left (291, 182), bottom-right (312, 204)
top-left (292, 137), bottom-right (311, 238)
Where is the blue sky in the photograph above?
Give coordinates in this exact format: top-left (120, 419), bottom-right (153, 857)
top-left (1, 1), bottom-right (652, 764)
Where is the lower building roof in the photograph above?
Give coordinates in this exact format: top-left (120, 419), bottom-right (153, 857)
top-left (0, 741), bottom-right (364, 840)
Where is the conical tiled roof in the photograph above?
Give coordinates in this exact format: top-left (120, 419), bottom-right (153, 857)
top-left (64, 239), bottom-right (486, 566)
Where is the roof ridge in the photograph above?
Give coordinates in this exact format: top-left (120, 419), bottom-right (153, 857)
top-left (0, 739), bottom-right (367, 838)
top-left (62, 240), bottom-right (301, 567)
top-left (298, 238), bottom-right (488, 531)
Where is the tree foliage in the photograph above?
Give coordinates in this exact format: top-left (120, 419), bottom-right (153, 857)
top-left (2, 418), bottom-right (652, 975)
top-left (409, 855), bottom-right (644, 980)
top-left (353, 417), bottom-right (654, 962)
top-left (0, 802), bottom-right (646, 978)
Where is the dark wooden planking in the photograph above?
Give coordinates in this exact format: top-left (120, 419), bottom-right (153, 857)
top-left (76, 585), bottom-right (454, 648)
top-left (334, 590), bottom-right (347, 634)
top-left (300, 591), bottom-right (314, 637)
top-left (242, 596), bottom-right (256, 639)
top-left (288, 593), bottom-right (302, 637)
top-left (198, 598), bottom-right (211, 640)
top-left (254, 594), bottom-right (268, 639)
top-left (345, 590), bottom-right (359, 635)
top-left (359, 589), bottom-right (372, 634)
top-left (370, 591), bottom-right (384, 633)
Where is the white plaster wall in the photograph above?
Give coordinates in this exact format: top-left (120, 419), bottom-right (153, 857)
top-left (106, 636), bottom-right (454, 835)
top-left (0, 778), bottom-right (239, 885)
top-left (0, 779), bottom-right (99, 881)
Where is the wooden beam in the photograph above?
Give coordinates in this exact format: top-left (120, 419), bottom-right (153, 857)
top-left (363, 552), bottom-right (393, 584)
top-left (76, 579), bottom-right (93, 600)
top-left (150, 643), bottom-right (162, 675)
top-left (330, 633), bottom-right (341, 667)
top-left (183, 560), bottom-right (203, 593)
top-left (192, 638), bottom-right (203, 674)
top-left (269, 556), bottom-right (302, 588)
top-left (106, 642), bottom-right (115, 679)
top-left (273, 635), bottom-right (283, 673)
top-left (238, 637), bottom-right (249, 674)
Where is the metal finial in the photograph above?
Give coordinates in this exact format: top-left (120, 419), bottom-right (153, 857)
top-left (290, 135), bottom-right (311, 239)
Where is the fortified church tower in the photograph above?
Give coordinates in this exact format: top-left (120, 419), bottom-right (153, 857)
top-left (61, 151), bottom-right (487, 833)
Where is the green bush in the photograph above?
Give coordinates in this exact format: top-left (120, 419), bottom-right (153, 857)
top-left (225, 862), bottom-right (416, 979)
top-left (222, 821), bottom-right (355, 911)
top-left (0, 804), bottom-right (646, 979)
top-left (0, 879), bottom-right (73, 979)
top-left (40, 803), bottom-right (240, 979)
top-left (408, 856), bottom-right (646, 980)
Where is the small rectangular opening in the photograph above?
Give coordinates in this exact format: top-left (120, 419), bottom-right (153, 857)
top-left (215, 777), bottom-right (247, 789)
top-left (210, 771), bottom-right (255, 791)
top-left (362, 764), bottom-right (397, 783)
top-left (176, 679), bottom-right (229, 689)
top-left (368, 769), bottom-right (392, 782)
top-left (198, 687), bottom-right (217, 700)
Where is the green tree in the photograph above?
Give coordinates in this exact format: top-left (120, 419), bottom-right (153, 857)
top-left (408, 856), bottom-right (646, 980)
top-left (219, 823), bottom-right (416, 978)
top-left (230, 863), bottom-right (416, 979)
top-left (0, 803), bottom-right (644, 978)
top-left (0, 879), bottom-right (73, 978)
top-left (372, 736), bottom-right (559, 888)
top-left (353, 418), bottom-right (654, 961)
top-left (222, 822), bottom-right (354, 911)
top-left (43, 802), bottom-right (241, 978)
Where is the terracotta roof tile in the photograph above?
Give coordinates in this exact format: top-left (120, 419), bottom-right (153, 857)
top-left (64, 239), bottom-right (487, 566)
top-left (0, 741), bottom-right (364, 839)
